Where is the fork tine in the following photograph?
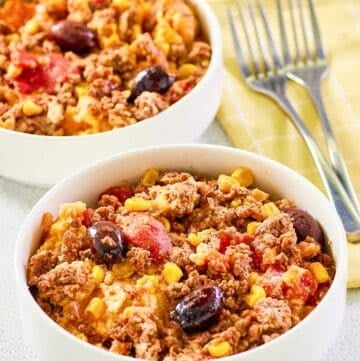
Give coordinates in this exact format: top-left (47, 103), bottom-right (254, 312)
top-left (308, 0), bottom-right (325, 60)
top-left (297, 0), bottom-right (312, 62)
top-left (246, 0), bottom-right (271, 75)
top-left (227, 5), bottom-right (252, 78)
top-left (234, 0), bottom-right (262, 77)
top-left (257, 0), bottom-right (283, 70)
top-left (277, 0), bottom-right (291, 65)
top-left (289, 0), bottom-right (301, 64)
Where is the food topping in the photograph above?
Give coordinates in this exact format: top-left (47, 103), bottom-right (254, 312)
top-left (128, 66), bottom-right (175, 102)
top-left (11, 51), bottom-right (77, 94)
top-left (50, 20), bottom-right (97, 53)
top-left (88, 221), bottom-right (125, 264)
top-left (171, 286), bottom-right (223, 333)
top-left (285, 208), bottom-right (324, 243)
top-left (122, 214), bottom-right (172, 263)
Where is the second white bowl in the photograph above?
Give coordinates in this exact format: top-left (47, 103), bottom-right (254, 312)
top-left (0, 0), bottom-right (222, 187)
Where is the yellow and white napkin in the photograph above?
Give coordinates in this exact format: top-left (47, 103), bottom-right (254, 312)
top-left (208, 0), bottom-right (360, 287)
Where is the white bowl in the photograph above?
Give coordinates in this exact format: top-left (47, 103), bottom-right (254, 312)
top-left (15, 144), bottom-right (347, 361)
top-left (0, 0), bottom-right (222, 187)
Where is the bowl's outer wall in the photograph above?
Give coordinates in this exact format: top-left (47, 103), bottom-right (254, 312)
top-left (0, 0), bottom-right (223, 187)
top-left (16, 145), bottom-right (347, 361)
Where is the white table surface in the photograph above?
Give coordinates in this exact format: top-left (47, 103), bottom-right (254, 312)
top-left (1, 120), bottom-right (359, 361)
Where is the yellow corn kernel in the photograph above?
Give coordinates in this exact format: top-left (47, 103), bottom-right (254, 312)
top-left (163, 262), bottom-right (183, 284)
top-left (187, 233), bottom-right (202, 246)
top-left (197, 229), bottom-right (213, 240)
top-left (190, 243), bottom-right (209, 266)
top-left (178, 63), bottom-right (198, 79)
top-left (5, 34), bottom-right (19, 43)
top-left (167, 29), bottom-right (183, 44)
top-left (91, 265), bottom-right (105, 283)
top-left (74, 95), bottom-right (99, 131)
top-left (58, 297), bottom-right (70, 306)
top-left (217, 175), bottom-right (240, 193)
top-left (207, 341), bottom-right (232, 358)
top-left (309, 262), bottom-right (330, 283)
top-left (76, 333), bottom-right (88, 342)
top-left (201, 59), bottom-right (210, 68)
top-left (231, 167), bottom-right (254, 187)
top-left (261, 202), bottom-right (281, 218)
top-left (85, 297), bottom-right (106, 319)
top-left (154, 26), bottom-right (183, 44)
top-left (137, 275), bottom-right (160, 292)
top-left (230, 199), bottom-right (241, 208)
top-left (4, 89), bottom-right (18, 105)
top-left (99, 24), bottom-right (120, 48)
top-left (100, 34), bottom-right (121, 49)
top-left (112, 0), bottom-right (130, 12)
top-left (24, 18), bottom-right (40, 34)
top-left (159, 42), bottom-right (170, 55)
top-left (282, 265), bottom-right (305, 285)
top-left (189, 253), bottom-right (205, 266)
top-left (75, 85), bottom-right (87, 98)
top-left (247, 221), bottom-right (260, 235)
top-left (57, 201), bottom-right (86, 220)
top-left (159, 217), bottom-right (171, 232)
top-left (137, 275), bottom-right (159, 285)
top-left (244, 285), bottom-right (266, 308)
top-left (123, 306), bottom-right (134, 317)
top-left (132, 24), bottom-right (141, 37)
top-left (112, 261), bottom-right (134, 279)
top-left (7, 64), bottom-right (22, 79)
top-left (124, 197), bottom-right (152, 212)
top-left (141, 168), bottom-right (159, 187)
top-left (247, 272), bottom-right (259, 286)
top-left (251, 188), bottom-right (269, 202)
top-left (22, 100), bottom-right (43, 116)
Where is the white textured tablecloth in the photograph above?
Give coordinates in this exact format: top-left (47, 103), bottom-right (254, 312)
top-left (1, 121), bottom-right (359, 361)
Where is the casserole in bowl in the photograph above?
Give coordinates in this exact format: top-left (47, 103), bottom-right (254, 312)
top-left (0, 0), bottom-right (222, 186)
top-left (15, 144), bottom-right (347, 361)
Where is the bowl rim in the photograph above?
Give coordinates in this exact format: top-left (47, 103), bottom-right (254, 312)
top-left (0, 0), bottom-right (222, 141)
top-left (14, 144), bottom-right (348, 361)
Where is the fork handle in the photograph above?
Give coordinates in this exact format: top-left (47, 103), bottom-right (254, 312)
top-left (273, 92), bottom-right (360, 235)
top-left (306, 81), bottom-right (360, 213)
top-left (288, 71), bottom-right (360, 215)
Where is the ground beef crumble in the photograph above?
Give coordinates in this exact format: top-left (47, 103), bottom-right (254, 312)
top-left (27, 168), bottom-right (335, 360)
top-left (36, 261), bottom-right (95, 304)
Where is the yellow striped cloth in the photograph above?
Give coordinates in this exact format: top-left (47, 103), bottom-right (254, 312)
top-left (208, 0), bottom-right (360, 287)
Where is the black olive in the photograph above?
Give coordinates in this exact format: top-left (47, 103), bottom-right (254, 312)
top-left (171, 286), bottom-right (223, 333)
top-left (50, 20), bottom-right (97, 54)
top-left (87, 221), bottom-right (125, 264)
top-left (285, 208), bottom-right (324, 243)
top-left (128, 66), bottom-right (174, 102)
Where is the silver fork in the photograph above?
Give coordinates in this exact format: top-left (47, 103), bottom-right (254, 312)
top-left (227, 0), bottom-right (360, 242)
top-left (278, 0), bottom-right (360, 217)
